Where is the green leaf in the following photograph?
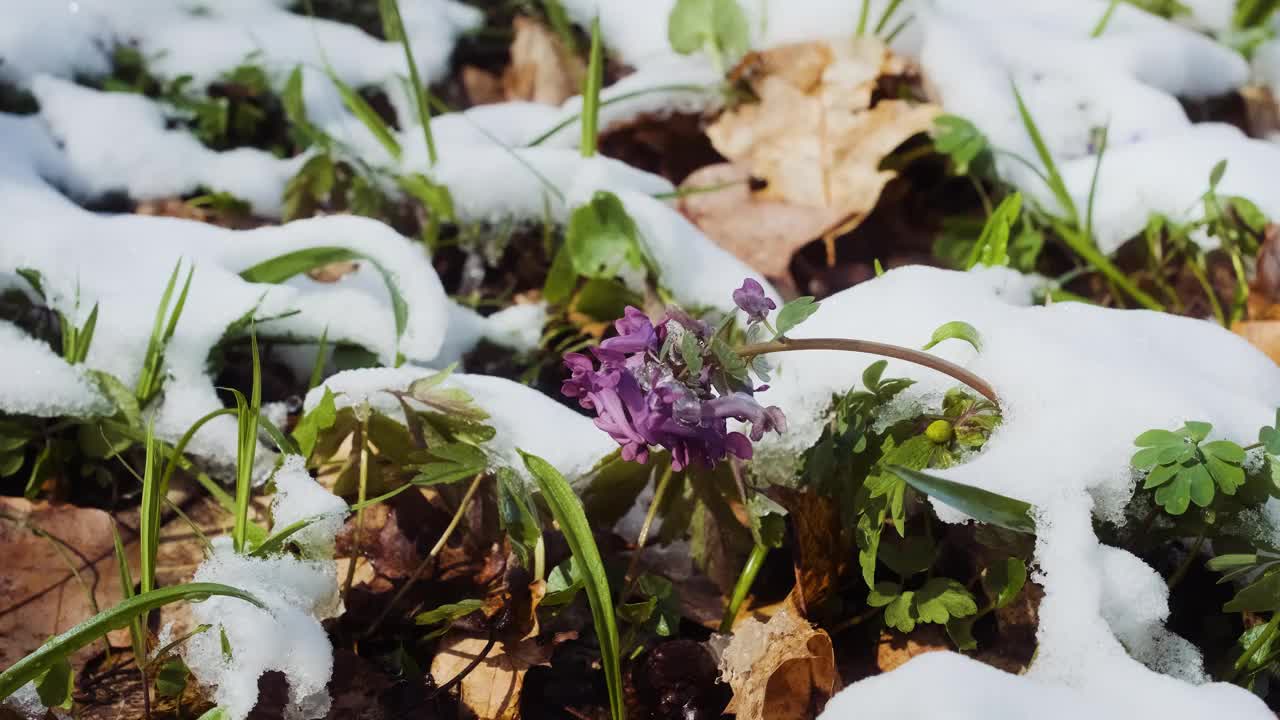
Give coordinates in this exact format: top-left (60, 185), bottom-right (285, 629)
top-left (1155, 473), bottom-right (1192, 515)
top-left (862, 360), bottom-right (887, 392)
top-left (1142, 462), bottom-right (1178, 490)
top-left (543, 557), bottom-right (585, 606)
top-left (497, 468), bottom-right (542, 572)
top-left (1184, 463), bottom-right (1216, 507)
top-left (1205, 454), bottom-right (1245, 495)
top-left (543, 244), bottom-right (578, 305)
top-left (521, 451), bottom-right (624, 720)
top-left (922, 321), bottom-right (982, 352)
top-left (573, 278), bottom-right (641, 323)
top-left (946, 616), bottom-right (977, 651)
top-left (931, 114), bottom-right (989, 176)
top-left (983, 557), bottom-right (1027, 610)
top-left (680, 331), bottom-right (704, 377)
top-left (415, 599), bottom-right (484, 626)
top-left (914, 577), bottom-right (978, 625)
top-left (413, 442), bottom-right (488, 486)
top-left (239, 246), bottom-right (408, 356)
top-left (879, 536), bottom-right (935, 578)
top-left (197, 707), bottom-right (231, 720)
top-left (774, 296), bottom-right (819, 338)
top-left (1134, 429), bottom-right (1186, 448)
top-left (889, 466), bottom-right (1036, 534)
top-left (154, 658), bottom-right (189, 699)
top-left (1203, 440), bottom-right (1246, 463)
top-left (667, 0), bottom-right (749, 62)
top-left (566, 191), bottom-right (649, 279)
top-left (884, 592), bottom-right (916, 633)
top-left (1130, 446), bottom-right (1164, 470)
top-left (867, 582), bottom-right (902, 607)
top-left (1225, 569), bottom-right (1280, 612)
top-left (1184, 421), bottom-right (1213, 442)
top-left (33, 657), bottom-right (73, 710)
top-left (0, 584), bottom-right (263, 701)
top-left (293, 387), bottom-right (337, 460)
top-left (966, 193), bottom-right (1021, 269)
top-left (328, 72), bottom-right (400, 160)
top-left (1260, 425), bottom-right (1280, 456)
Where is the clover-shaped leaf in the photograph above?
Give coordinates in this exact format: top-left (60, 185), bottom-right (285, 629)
top-left (1132, 421), bottom-right (1246, 516)
top-left (1259, 409), bottom-right (1280, 455)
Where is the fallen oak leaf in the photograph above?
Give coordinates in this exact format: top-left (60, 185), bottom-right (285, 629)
top-left (715, 601), bottom-right (837, 720)
top-left (702, 37), bottom-right (937, 273)
top-left (503, 16), bottom-right (586, 106)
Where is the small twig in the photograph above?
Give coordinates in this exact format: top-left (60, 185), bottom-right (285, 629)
top-left (618, 464), bottom-right (674, 607)
top-left (364, 472), bottom-right (488, 637)
top-left (431, 626), bottom-right (497, 698)
top-left (738, 337), bottom-right (999, 405)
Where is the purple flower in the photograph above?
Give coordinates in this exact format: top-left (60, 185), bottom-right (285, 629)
top-left (563, 292), bottom-right (786, 471)
top-left (732, 278), bottom-right (776, 324)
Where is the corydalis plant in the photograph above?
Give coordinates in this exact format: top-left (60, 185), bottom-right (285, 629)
top-left (563, 279), bottom-right (998, 470)
top-left (563, 301), bottom-right (785, 471)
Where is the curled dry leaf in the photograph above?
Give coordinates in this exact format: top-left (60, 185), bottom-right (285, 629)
top-left (697, 38), bottom-right (937, 277)
top-left (771, 488), bottom-right (845, 620)
top-left (503, 16), bottom-right (586, 106)
top-left (430, 580), bottom-right (575, 720)
top-left (1236, 224), bottom-right (1280, 363)
top-left (716, 604), bottom-right (837, 720)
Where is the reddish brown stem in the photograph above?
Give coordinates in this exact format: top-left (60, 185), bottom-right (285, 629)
top-left (738, 337), bottom-right (999, 405)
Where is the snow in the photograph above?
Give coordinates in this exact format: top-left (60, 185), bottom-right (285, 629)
top-left (0, 320), bottom-right (111, 418)
top-left (818, 651), bottom-right (1265, 720)
top-left (30, 75), bottom-right (303, 216)
top-left (185, 539), bottom-right (342, 720)
top-left (270, 454), bottom-right (349, 559)
top-left (0, 107), bottom-right (450, 468)
top-left (305, 367), bottom-right (616, 481)
top-left (758, 266), bottom-right (1277, 719)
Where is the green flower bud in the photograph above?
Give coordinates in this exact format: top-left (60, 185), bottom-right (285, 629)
top-left (925, 420), bottom-right (954, 444)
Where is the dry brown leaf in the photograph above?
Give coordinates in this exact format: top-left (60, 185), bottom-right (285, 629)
top-left (430, 581), bottom-right (571, 720)
top-left (677, 163), bottom-right (846, 283)
top-left (1234, 321), bottom-right (1280, 364)
top-left (503, 16), bottom-right (585, 106)
top-left (463, 66), bottom-right (506, 106)
top-left (771, 488), bottom-right (844, 619)
top-left (717, 603), bottom-right (837, 720)
top-left (874, 626), bottom-right (949, 673)
top-left (0, 499), bottom-right (136, 669)
top-left (700, 37), bottom-right (937, 275)
top-left (1242, 85), bottom-right (1280, 139)
top-left (306, 260), bottom-right (360, 283)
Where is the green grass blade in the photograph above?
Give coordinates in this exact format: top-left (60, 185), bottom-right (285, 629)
top-left (328, 71), bottom-right (401, 161)
top-left (162, 264), bottom-right (195, 344)
top-left (140, 423), bottom-right (162, 595)
top-left (874, 0), bottom-right (906, 34)
top-left (258, 411), bottom-right (301, 456)
top-left (542, 0), bottom-right (579, 53)
top-left (161, 408), bottom-right (239, 507)
top-left (0, 584), bottom-right (263, 701)
top-left (1091, 0), bottom-right (1122, 37)
top-left (521, 451), bottom-right (623, 720)
top-left (110, 523), bottom-right (148, 666)
top-left (1051, 219), bottom-right (1164, 311)
top-left (1084, 125), bottom-right (1108, 248)
top-left (856, 0), bottom-right (871, 36)
top-left (308, 327), bottom-right (329, 390)
top-left (1011, 82), bottom-right (1079, 227)
top-left (231, 333), bottom-right (261, 554)
top-left (138, 260), bottom-right (183, 402)
top-left (74, 303), bottom-right (99, 365)
top-left (526, 84), bottom-right (707, 147)
top-left (889, 466), bottom-right (1036, 534)
top-left (240, 246), bottom-right (409, 358)
top-left (378, 0), bottom-right (438, 165)
top-left (581, 17), bottom-right (604, 159)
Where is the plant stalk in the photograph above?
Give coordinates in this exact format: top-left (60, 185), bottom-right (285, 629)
top-left (1233, 612), bottom-right (1280, 680)
top-left (738, 338), bottom-right (999, 405)
top-left (364, 472), bottom-right (487, 637)
top-left (719, 543), bottom-right (769, 633)
top-left (618, 464), bottom-right (674, 607)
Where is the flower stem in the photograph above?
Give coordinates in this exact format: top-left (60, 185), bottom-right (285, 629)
top-left (363, 471), bottom-right (487, 637)
top-left (618, 464), bottom-right (675, 607)
top-left (738, 337), bottom-right (999, 405)
top-left (1232, 612), bottom-right (1280, 680)
top-left (720, 543), bottom-right (769, 633)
